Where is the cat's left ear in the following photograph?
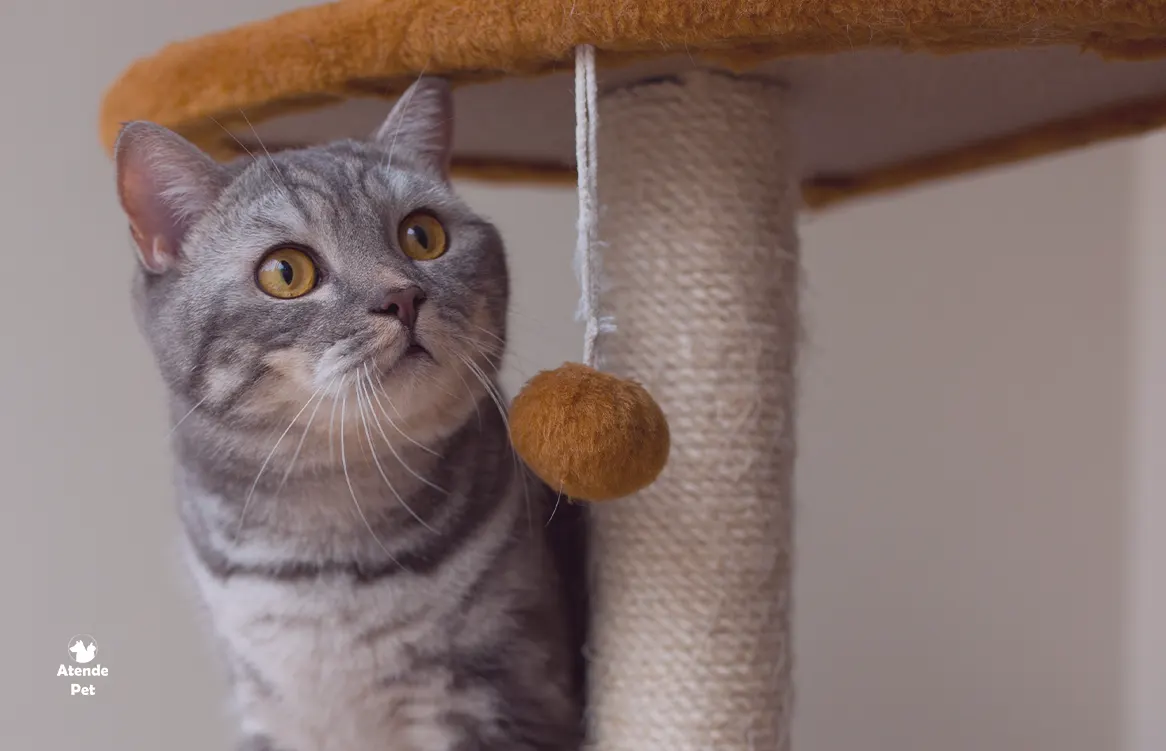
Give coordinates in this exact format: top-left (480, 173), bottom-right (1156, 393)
top-left (114, 122), bottom-right (229, 274)
top-left (372, 77), bottom-right (454, 180)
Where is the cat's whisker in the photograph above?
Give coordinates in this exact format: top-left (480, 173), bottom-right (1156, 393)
top-left (435, 326), bottom-right (514, 374)
top-left (443, 331), bottom-right (507, 362)
top-left (457, 353), bottom-right (519, 458)
top-left (208, 115), bottom-right (286, 199)
top-left (445, 333), bottom-right (515, 376)
top-left (363, 363), bottom-right (442, 457)
top-left (354, 377), bottom-right (439, 533)
top-left (428, 342), bottom-right (483, 429)
top-left (275, 375), bottom-right (339, 494)
top-left (444, 326), bottom-right (506, 350)
top-left (208, 115), bottom-right (257, 160)
top-left (415, 371), bottom-right (463, 405)
top-left (466, 321), bottom-right (506, 347)
top-left (546, 483), bottom-right (565, 528)
top-left (233, 382), bottom-right (331, 542)
top-left (354, 373), bottom-right (445, 499)
top-left (239, 109), bottom-right (295, 193)
top-left (448, 326), bottom-right (530, 370)
top-left (328, 374), bottom-right (346, 464)
top-left (388, 356), bottom-right (460, 400)
top-left (459, 353), bottom-right (512, 433)
top-left (341, 390), bottom-right (407, 570)
top-left (168, 394), bottom-right (210, 437)
top-left (455, 351), bottom-right (531, 529)
top-left (366, 377), bottom-right (447, 496)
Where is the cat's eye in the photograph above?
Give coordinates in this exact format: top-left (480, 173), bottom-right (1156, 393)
top-left (398, 212), bottom-right (448, 261)
top-left (256, 247), bottom-right (318, 299)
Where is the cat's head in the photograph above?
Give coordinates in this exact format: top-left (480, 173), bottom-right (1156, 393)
top-left (113, 78), bottom-right (507, 442)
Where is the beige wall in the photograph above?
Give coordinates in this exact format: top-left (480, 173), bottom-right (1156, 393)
top-left (1, 0), bottom-right (1160, 749)
top-left (1125, 134), bottom-right (1166, 751)
top-left (793, 147), bottom-right (1133, 751)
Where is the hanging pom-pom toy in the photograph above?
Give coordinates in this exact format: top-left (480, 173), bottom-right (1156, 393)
top-left (507, 45), bottom-right (670, 502)
top-left (511, 363), bottom-right (669, 502)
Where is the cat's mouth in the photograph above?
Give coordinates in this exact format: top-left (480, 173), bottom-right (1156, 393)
top-left (404, 343), bottom-right (429, 359)
top-left (396, 332), bottom-right (435, 365)
top-left (371, 331), bottom-right (434, 375)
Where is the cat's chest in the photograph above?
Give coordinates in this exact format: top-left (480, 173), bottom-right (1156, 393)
top-left (195, 561), bottom-right (443, 668)
top-left (197, 572), bottom-right (467, 751)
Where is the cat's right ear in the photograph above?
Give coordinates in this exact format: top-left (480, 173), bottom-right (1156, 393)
top-left (114, 122), bottom-right (228, 274)
top-left (372, 77), bottom-right (454, 179)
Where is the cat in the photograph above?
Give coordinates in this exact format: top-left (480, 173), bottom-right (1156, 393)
top-left (112, 77), bottom-right (587, 751)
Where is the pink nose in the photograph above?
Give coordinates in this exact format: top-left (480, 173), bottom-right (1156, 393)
top-left (371, 286), bottom-right (425, 330)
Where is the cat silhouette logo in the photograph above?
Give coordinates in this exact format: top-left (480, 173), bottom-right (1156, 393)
top-left (67, 635), bottom-right (97, 664)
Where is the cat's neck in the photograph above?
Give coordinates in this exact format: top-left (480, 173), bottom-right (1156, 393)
top-left (168, 387), bottom-right (509, 498)
top-left (171, 390), bottom-right (518, 561)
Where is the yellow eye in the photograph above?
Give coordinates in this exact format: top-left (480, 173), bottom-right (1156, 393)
top-left (399, 212), bottom-right (448, 261)
top-left (256, 247), bottom-right (318, 299)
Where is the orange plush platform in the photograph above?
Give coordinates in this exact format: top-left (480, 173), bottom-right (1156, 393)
top-left (100, 1), bottom-right (1166, 208)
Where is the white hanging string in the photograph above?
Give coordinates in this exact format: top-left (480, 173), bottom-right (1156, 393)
top-left (574, 44), bottom-right (610, 367)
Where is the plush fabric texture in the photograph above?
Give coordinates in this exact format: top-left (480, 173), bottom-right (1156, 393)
top-left (99, 1), bottom-right (1166, 207)
top-left (509, 363), bottom-right (669, 503)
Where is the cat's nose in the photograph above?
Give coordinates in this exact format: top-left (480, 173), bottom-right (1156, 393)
top-left (371, 286), bottom-right (425, 330)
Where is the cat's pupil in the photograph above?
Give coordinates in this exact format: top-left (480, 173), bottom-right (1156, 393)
top-left (278, 261), bottom-right (294, 285)
top-left (410, 226), bottom-right (430, 249)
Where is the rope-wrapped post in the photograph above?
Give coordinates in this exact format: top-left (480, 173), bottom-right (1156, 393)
top-left (587, 70), bottom-right (799, 751)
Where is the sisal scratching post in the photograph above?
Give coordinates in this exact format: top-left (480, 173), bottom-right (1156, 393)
top-left (588, 71), bottom-right (799, 750)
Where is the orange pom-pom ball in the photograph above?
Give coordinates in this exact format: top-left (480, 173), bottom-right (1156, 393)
top-left (509, 363), bottom-right (670, 502)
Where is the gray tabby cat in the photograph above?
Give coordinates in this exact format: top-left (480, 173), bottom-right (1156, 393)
top-left (112, 78), bottom-right (587, 751)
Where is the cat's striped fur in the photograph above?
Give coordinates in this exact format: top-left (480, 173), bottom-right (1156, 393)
top-left (114, 78), bottom-right (586, 751)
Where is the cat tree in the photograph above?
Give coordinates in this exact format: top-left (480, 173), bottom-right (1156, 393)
top-left (100, 3), bottom-right (1166, 749)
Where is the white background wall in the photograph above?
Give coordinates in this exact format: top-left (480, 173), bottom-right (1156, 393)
top-left (1, 1), bottom-right (1163, 749)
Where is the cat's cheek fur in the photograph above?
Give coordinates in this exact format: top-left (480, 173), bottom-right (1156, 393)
top-left (262, 350), bottom-right (323, 396)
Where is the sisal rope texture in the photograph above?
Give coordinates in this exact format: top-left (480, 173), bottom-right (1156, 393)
top-left (580, 67), bottom-right (799, 751)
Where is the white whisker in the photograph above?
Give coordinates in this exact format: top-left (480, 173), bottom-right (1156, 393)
top-left (209, 115), bottom-right (286, 199)
top-left (360, 372), bottom-right (448, 496)
top-left (239, 109), bottom-right (293, 191)
top-left (363, 363), bottom-right (441, 457)
top-left (446, 328), bottom-right (506, 352)
top-left (275, 376), bottom-right (338, 494)
top-left (444, 334), bottom-right (509, 369)
top-left (546, 483), bottom-right (564, 528)
top-left (446, 333), bottom-right (521, 379)
top-left (446, 346), bottom-right (484, 428)
top-left (466, 321), bottom-right (506, 347)
top-left (455, 351), bottom-right (532, 531)
top-left (168, 395), bottom-right (210, 437)
top-left (328, 375), bottom-right (345, 463)
top-left (459, 353), bottom-right (511, 433)
top-left (207, 115), bottom-right (257, 161)
top-left (233, 382), bottom-right (330, 542)
top-left (355, 377), bottom-right (438, 532)
top-left (341, 391), bottom-right (406, 569)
